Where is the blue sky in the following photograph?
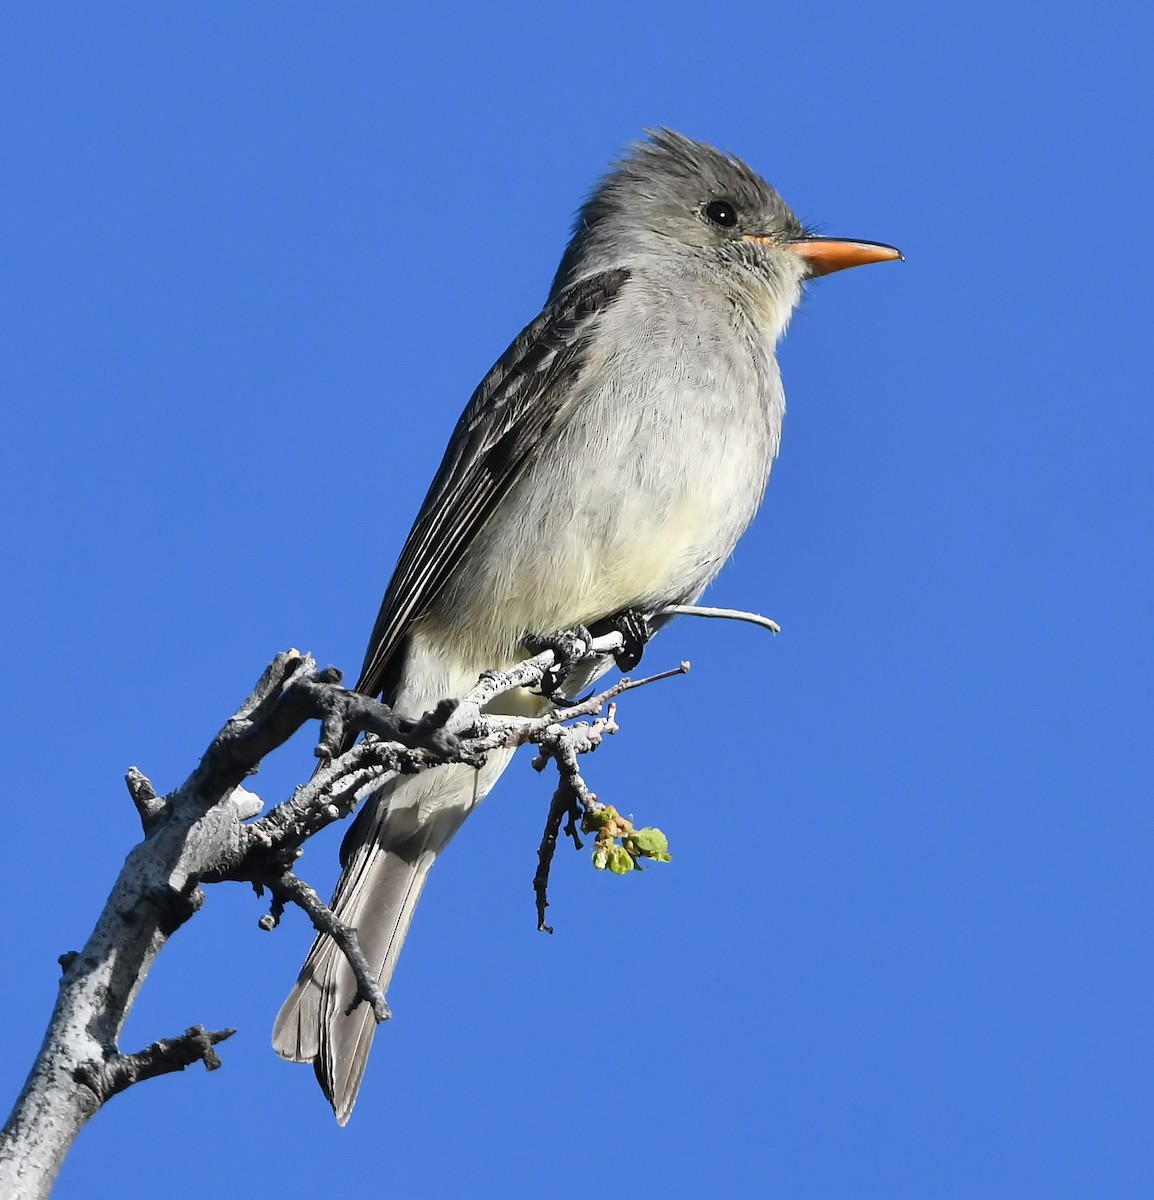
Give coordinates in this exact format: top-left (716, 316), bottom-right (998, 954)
top-left (2, 2), bottom-right (1151, 1196)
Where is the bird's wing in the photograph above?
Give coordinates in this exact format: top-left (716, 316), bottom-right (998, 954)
top-left (354, 267), bottom-right (631, 702)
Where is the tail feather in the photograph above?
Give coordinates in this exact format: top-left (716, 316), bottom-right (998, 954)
top-left (273, 844), bottom-right (437, 1116)
top-left (337, 853), bottom-right (436, 1120)
top-left (272, 644), bottom-right (607, 1120)
top-left (272, 756), bottom-right (511, 1123)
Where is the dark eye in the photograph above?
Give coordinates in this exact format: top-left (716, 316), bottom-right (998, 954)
top-left (705, 199), bottom-right (739, 228)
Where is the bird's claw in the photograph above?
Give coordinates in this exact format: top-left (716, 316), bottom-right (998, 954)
top-left (524, 625), bottom-right (596, 704)
top-left (596, 607), bottom-right (652, 673)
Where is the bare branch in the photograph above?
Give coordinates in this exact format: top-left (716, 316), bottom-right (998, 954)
top-left (125, 767), bottom-right (163, 831)
top-left (268, 874), bottom-right (390, 1021)
top-left (75, 1027), bottom-right (237, 1100)
top-left (659, 603), bottom-right (781, 635)
top-left (531, 712), bottom-right (616, 933)
top-left (0, 634), bottom-right (692, 1196)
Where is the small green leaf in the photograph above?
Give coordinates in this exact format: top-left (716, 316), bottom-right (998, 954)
top-left (626, 827), bottom-right (669, 857)
top-left (607, 845), bottom-right (635, 874)
top-left (592, 845), bottom-right (610, 871)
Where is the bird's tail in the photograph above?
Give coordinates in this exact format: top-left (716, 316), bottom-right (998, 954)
top-left (272, 755), bottom-right (509, 1123)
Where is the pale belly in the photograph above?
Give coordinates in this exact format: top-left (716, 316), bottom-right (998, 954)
top-left (423, 370), bottom-right (778, 678)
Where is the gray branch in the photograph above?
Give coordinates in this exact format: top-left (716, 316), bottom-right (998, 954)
top-left (0, 634), bottom-right (690, 1198)
top-left (265, 872), bottom-right (391, 1022)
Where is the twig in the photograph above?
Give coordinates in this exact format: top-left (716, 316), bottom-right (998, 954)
top-left (75, 1027), bottom-right (237, 1100)
top-left (268, 873), bottom-right (390, 1022)
top-left (532, 788), bottom-right (572, 935)
top-left (186, 660), bottom-right (441, 801)
top-left (659, 603), bottom-right (781, 635)
top-left (530, 706), bottom-right (622, 933)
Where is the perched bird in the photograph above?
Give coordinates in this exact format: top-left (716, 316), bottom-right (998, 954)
top-left (273, 129), bottom-right (901, 1122)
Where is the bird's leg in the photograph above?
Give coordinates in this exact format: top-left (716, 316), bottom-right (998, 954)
top-left (592, 607), bottom-right (653, 672)
top-left (523, 625), bottom-right (596, 704)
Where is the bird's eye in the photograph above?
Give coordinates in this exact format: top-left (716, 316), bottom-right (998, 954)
top-left (705, 199), bottom-right (739, 228)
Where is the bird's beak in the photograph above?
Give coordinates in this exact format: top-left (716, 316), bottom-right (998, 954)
top-left (744, 234), bottom-right (904, 277)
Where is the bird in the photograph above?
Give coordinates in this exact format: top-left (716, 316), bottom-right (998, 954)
top-left (273, 128), bottom-right (901, 1122)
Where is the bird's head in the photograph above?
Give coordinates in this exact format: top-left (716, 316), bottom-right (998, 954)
top-left (550, 129), bottom-right (901, 336)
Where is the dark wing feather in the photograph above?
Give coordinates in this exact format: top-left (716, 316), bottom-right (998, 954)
top-left (354, 268), bottom-right (631, 702)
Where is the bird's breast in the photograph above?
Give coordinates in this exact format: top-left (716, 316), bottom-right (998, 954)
top-left (425, 275), bottom-right (784, 674)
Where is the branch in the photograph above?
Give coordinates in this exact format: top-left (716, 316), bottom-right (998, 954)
top-left (658, 603), bottom-right (781, 635)
top-left (75, 1027), bottom-right (237, 1100)
top-left (0, 634), bottom-right (690, 1197)
top-left (265, 873), bottom-right (390, 1021)
top-left (531, 708), bottom-right (616, 932)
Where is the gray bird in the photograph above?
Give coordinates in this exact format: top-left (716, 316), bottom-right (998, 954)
top-left (273, 129), bottom-right (901, 1122)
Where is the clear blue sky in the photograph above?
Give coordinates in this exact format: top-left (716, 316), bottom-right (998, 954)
top-left (2, 3), bottom-right (1150, 1197)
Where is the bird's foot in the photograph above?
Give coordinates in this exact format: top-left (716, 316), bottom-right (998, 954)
top-left (523, 625), bottom-right (596, 704)
top-left (593, 607), bottom-right (653, 673)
